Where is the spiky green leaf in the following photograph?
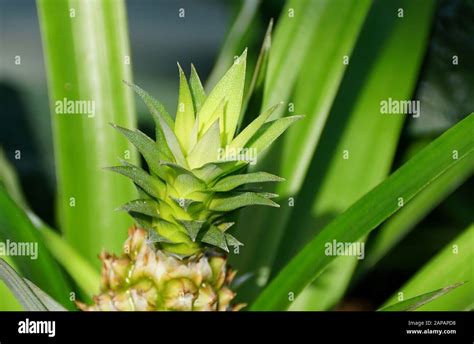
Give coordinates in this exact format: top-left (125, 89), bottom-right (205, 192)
top-left (216, 222), bottom-right (235, 232)
top-left (112, 124), bottom-right (167, 178)
top-left (107, 164), bottom-right (164, 199)
top-left (230, 103), bottom-right (282, 151)
top-left (201, 226), bottom-right (229, 252)
top-left (247, 115), bottom-right (304, 156)
top-left (225, 233), bottom-right (244, 247)
top-left (154, 111), bottom-right (188, 167)
top-left (147, 230), bottom-right (174, 244)
top-left (124, 80), bottom-right (174, 128)
top-left (200, 99), bottom-right (226, 138)
top-left (188, 120), bottom-right (222, 169)
top-left (169, 196), bottom-right (202, 212)
top-left (192, 161), bottom-right (246, 183)
top-left (121, 199), bottom-right (160, 218)
top-left (190, 64), bottom-right (206, 113)
top-left (210, 172), bottom-right (284, 192)
top-left (199, 50), bottom-right (247, 144)
top-left (176, 219), bottom-right (206, 242)
top-left (210, 192), bottom-right (279, 212)
top-left (160, 162), bottom-right (206, 196)
top-left (175, 64), bottom-right (196, 154)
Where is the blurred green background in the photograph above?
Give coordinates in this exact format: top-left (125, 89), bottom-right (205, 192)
top-left (0, 0), bottom-right (472, 310)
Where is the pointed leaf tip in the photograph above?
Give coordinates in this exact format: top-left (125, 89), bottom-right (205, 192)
top-left (175, 62), bottom-right (196, 155)
top-left (189, 63), bottom-right (206, 114)
top-left (199, 49), bottom-right (247, 145)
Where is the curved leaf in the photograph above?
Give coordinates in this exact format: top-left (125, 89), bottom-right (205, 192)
top-left (378, 282), bottom-right (465, 311)
top-left (210, 192), bottom-right (279, 212)
top-left (199, 50), bottom-right (247, 144)
top-left (175, 64), bottom-right (196, 154)
top-left (0, 259), bottom-right (47, 311)
top-left (381, 225), bottom-right (474, 311)
top-left (251, 113), bottom-right (474, 310)
top-left (0, 186), bottom-right (72, 307)
top-left (37, 0), bottom-right (138, 264)
top-left (210, 172), bottom-right (284, 192)
top-left (37, 223), bottom-right (101, 298)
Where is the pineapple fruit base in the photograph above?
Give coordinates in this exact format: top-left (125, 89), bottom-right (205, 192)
top-left (78, 227), bottom-right (245, 311)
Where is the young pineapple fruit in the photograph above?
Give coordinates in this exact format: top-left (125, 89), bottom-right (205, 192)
top-left (78, 50), bottom-right (302, 311)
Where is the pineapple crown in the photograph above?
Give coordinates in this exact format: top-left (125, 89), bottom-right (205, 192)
top-left (109, 49), bottom-right (302, 258)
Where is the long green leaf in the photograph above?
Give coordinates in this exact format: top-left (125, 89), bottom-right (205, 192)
top-left (0, 259), bottom-right (47, 311)
top-left (251, 113), bottom-right (474, 310)
top-left (210, 192), bottom-right (279, 212)
top-left (37, 0), bottom-right (138, 265)
top-left (188, 120), bottom-right (221, 169)
top-left (112, 124), bottom-right (166, 178)
top-left (361, 145), bottom-right (473, 273)
top-left (232, 0), bottom-right (372, 302)
top-left (283, 0), bottom-right (436, 310)
top-left (240, 19), bottom-right (273, 124)
top-left (0, 259), bottom-right (67, 311)
top-left (200, 50), bottom-right (247, 145)
top-left (247, 116), bottom-right (304, 156)
top-left (175, 64), bottom-right (196, 154)
top-left (107, 164), bottom-right (164, 199)
top-left (0, 148), bottom-right (28, 209)
top-left (189, 65), bottom-right (206, 113)
top-left (229, 102), bottom-right (282, 151)
top-left (205, 0), bottom-right (261, 90)
top-left (210, 172), bottom-right (283, 192)
top-left (37, 223), bottom-right (100, 298)
top-left (0, 149), bottom-right (99, 307)
top-left (0, 186), bottom-right (72, 307)
top-left (25, 279), bottom-right (68, 311)
top-left (0, 256), bottom-right (22, 311)
top-left (0, 151), bottom-right (30, 310)
top-left (123, 81), bottom-right (174, 129)
top-left (381, 225), bottom-right (474, 311)
top-left (378, 282), bottom-right (465, 311)
top-left (263, 0), bottom-right (333, 119)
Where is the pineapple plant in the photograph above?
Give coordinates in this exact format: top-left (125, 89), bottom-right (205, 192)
top-left (1, 0), bottom-right (471, 317)
top-left (77, 50), bottom-right (302, 311)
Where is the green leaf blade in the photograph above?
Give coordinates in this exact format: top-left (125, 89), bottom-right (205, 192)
top-left (199, 50), bottom-right (247, 145)
top-left (381, 225), bottom-right (474, 311)
top-left (37, 0), bottom-right (139, 264)
top-left (107, 164), bottom-right (164, 199)
top-left (210, 192), bottom-right (279, 212)
top-left (229, 103), bottom-right (282, 151)
top-left (175, 64), bottom-right (196, 154)
top-left (210, 172), bottom-right (284, 192)
top-left (188, 120), bottom-right (222, 169)
top-left (247, 116), bottom-right (304, 157)
top-left (112, 124), bottom-right (167, 178)
top-left (0, 259), bottom-right (47, 311)
top-left (378, 282), bottom-right (465, 312)
top-left (251, 113), bottom-right (474, 310)
top-left (190, 64), bottom-right (206, 113)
